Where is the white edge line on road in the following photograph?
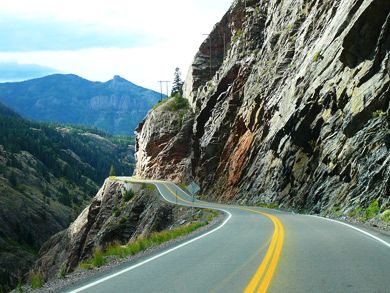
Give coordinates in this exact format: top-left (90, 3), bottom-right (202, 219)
top-left (68, 183), bottom-right (232, 293)
top-left (310, 215), bottom-right (390, 249)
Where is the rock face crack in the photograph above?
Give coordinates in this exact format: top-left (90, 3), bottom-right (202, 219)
top-left (340, 1), bottom-right (390, 68)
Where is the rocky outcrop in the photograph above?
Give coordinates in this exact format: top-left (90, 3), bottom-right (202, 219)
top-left (34, 179), bottom-right (186, 280)
top-left (135, 98), bottom-right (194, 183)
top-left (136, 0), bottom-right (390, 220)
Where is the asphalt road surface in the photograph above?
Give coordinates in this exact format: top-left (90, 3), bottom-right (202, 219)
top-left (63, 178), bottom-right (390, 293)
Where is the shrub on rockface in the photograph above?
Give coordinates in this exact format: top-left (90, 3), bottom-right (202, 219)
top-left (167, 93), bottom-right (189, 111)
top-left (381, 210), bottom-right (390, 222)
top-left (365, 200), bottom-right (380, 220)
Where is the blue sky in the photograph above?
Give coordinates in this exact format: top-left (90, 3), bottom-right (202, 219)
top-left (0, 0), bottom-right (231, 91)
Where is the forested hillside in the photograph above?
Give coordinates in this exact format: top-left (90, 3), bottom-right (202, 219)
top-left (0, 103), bottom-right (134, 291)
top-left (0, 74), bottom-right (161, 134)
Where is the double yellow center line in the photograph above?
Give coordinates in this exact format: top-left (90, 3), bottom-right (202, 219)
top-left (241, 208), bottom-right (284, 292)
top-left (162, 183), bottom-right (284, 292)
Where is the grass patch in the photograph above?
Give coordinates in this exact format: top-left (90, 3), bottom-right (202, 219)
top-left (349, 206), bottom-right (363, 219)
top-left (166, 93), bottom-right (189, 111)
top-left (331, 205), bottom-right (343, 217)
top-left (57, 263), bottom-right (66, 279)
top-left (256, 202), bottom-right (278, 209)
top-left (113, 207), bottom-right (121, 217)
top-left (141, 183), bottom-right (156, 191)
top-left (204, 209), bottom-right (218, 223)
top-left (349, 201), bottom-right (380, 221)
top-left (79, 222), bottom-right (208, 269)
top-left (123, 189), bottom-right (135, 202)
top-left (152, 97), bottom-right (169, 110)
top-left (365, 200), bottom-right (380, 220)
top-left (30, 270), bottom-right (44, 289)
top-left (380, 210), bottom-right (390, 222)
top-left (80, 247), bottom-right (106, 270)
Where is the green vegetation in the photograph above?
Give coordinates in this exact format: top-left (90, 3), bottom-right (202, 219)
top-left (349, 200), bottom-right (380, 221)
top-left (119, 217), bottom-right (127, 224)
top-left (349, 206), bottom-right (363, 219)
top-left (312, 51), bottom-right (322, 62)
top-left (152, 98), bottom-right (168, 110)
top-left (365, 200), bottom-right (380, 220)
top-left (0, 103), bottom-right (136, 292)
top-left (123, 189), bottom-right (135, 202)
top-left (178, 183), bottom-right (190, 194)
top-left (16, 275), bottom-right (23, 293)
top-left (113, 207), bottom-right (121, 217)
top-left (79, 222), bottom-right (208, 270)
top-left (171, 67), bottom-right (184, 96)
top-left (30, 270), bottom-right (44, 289)
top-left (57, 263), bottom-right (66, 279)
top-left (166, 93), bottom-right (190, 111)
top-left (256, 202), bottom-right (278, 209)
top-left (372, 109), bottom-right (387, 118)
top-left (331, 205), bottom-right (343, 217)
top-left (109, 165), bottom-right (116, 177)
top-left (204, 209), bottom-right (218, 222)
top-left (0, 103), bottom-right (134, 207)
top-left (141, 183), bottom-right (156, 191)
top-left (0, 74), bottom-right (161, 135)
top-left (380, 210), bottom-right (390, 222)
top-left (232, 28), bottom-right (243, 43)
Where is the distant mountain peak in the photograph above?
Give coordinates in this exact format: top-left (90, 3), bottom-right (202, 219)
top-left (110, 75), bottom-right (132, 85)
top-left (113, 75), bottom-right (126, 81)
top-left (0, 73), bottom-right (161, 134)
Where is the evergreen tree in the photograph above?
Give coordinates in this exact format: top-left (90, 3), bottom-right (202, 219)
top-left (171, 67), bottom-right (184, 96)
top-left (109, 164), bottom-right (116, 177)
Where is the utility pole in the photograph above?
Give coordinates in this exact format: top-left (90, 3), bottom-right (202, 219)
top-left (158, 80), bottom-right (170, 101)
top-left (203, 34), bottom-right (212, 79)
top-left (165, 81), bottom-right (170, 98)
top-left (158, 81), bottom-right (163, 102)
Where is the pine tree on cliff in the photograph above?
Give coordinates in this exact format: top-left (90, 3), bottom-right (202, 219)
top-left (171, 67), bottom-right (184, 96)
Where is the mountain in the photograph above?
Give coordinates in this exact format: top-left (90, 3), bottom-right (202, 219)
top-left (0, 74), bottom-right (162, 135)
top-left (0, 103), bottom-right (134, 292)
top-left (135, 0), bottom-right (390, 226)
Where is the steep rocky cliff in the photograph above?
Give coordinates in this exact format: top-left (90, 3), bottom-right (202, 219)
top-left (0, 103), bottom-right (134, 292)
top-left (136, 0), bottom-right (390, 220)
top-left (33, 179), bottom-right (200, 281)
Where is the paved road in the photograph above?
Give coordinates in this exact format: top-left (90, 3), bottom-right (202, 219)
top-left (64, 178), bottom-right (390, 293)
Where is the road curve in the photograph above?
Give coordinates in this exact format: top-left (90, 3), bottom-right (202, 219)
top-left (63, 178), bottom-right (390, 293)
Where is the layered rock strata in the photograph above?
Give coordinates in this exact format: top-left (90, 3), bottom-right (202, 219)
top-left (136, 0), bottom-right (390, 219)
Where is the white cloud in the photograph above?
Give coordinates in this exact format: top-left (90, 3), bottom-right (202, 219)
top-left (0, 43), bottom-right (197, 92)
top-left (0, 0), bottom-right (232, 91)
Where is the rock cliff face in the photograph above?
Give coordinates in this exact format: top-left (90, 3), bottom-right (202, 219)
top-left (34, 179), bottom-right (193, 280)
top-left (136, 0), bottom-right (390, 218)
top-left (135, 98), bottom-right (194, 183)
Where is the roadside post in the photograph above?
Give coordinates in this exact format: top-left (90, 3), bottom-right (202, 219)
top-left (187, 181), bottom-right (200, 220)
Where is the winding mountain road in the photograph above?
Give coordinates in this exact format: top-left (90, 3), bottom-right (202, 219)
top-left (64, 178), bottom-right (390, 293)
